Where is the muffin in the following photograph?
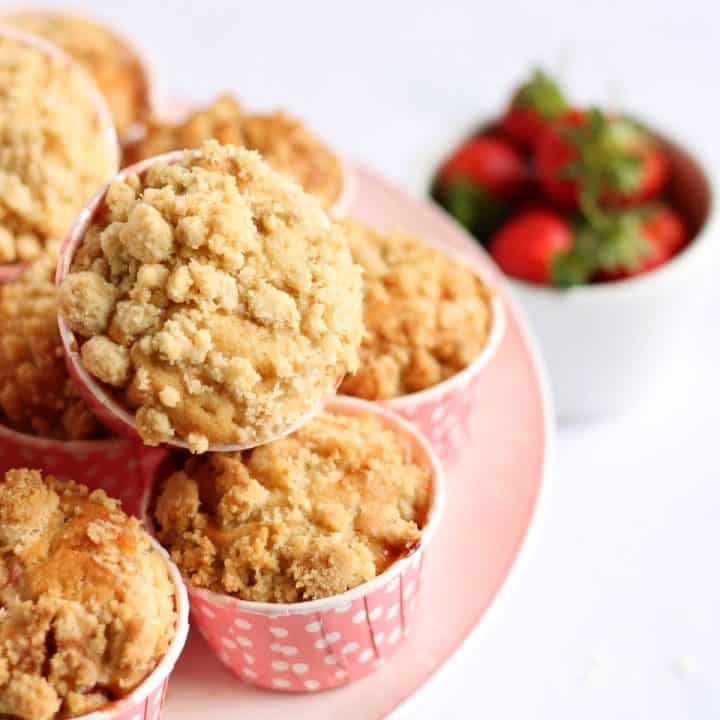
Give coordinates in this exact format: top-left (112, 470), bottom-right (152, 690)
top-left (7, 11), bottom-right (152, 139)
top-left (339, 221), bottom-right (494, 400)
top-left (153, 409), bottom-right (431, 602)
top-left (0, 254), bottom-right (103, 440)
top-left (58, 141), bottom-right (364, 452)
top-left (124, 95), bottom-right (343, 211)
top-left (0, 468), bottom-right (178, 720)
top-left (0, 30), bottom-right (118, 264)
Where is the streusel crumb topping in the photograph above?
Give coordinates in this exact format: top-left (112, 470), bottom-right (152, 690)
top-left (124, 96), bottom-right (343, 210)
top-left (0, 254), bottom-right (103, 440)
top-left (0, 33), bottom-right (117, 264)
top-left (154, 411), bottom-right (430, 603)
top-left (0, 469), bottom-right (177, 720)
top-left (8, 12), bottom-right (151, 137)
top-left (59, 141), bottom-right (363, 452)
top-left (340, 222), bottom-right (493, 400)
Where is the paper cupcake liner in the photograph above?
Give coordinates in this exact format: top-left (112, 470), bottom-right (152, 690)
top-left (383, 294), bottom-right (506, 465)
top-left (141, 395), bottom-right (444, 693)
top-left (0, 424), bottom-right (170, 516)
top-left (0, 24), bottom-right (119, 280)
top-left (77, 538), bottom-right (190, 720)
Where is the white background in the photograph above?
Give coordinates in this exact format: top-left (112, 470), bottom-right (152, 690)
top-left (31, 0), bottom-right (720, 716)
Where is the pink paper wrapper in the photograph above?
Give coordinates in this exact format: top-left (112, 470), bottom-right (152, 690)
top-left (0, 424), bottom-right (169, 516)
top-left (77, 538), bottom-right (190, 720)
top-left (142, 396), bottom-right (444, 693)
top-left (383, 294), bottom-right (506, 465)
top-left (0, 24), bottom-right (119, 281)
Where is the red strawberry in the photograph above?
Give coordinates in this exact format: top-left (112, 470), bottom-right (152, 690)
top-left (437, 135), bottom-right (528, 200)
top-left (536, 109), bottom-right (670, 210)
top-left (489, 209), bottom-right (574, 285)
top-left (594, 204), bottom-right (688, 281)
top-left (500, 69), bottom-right (569, 150)
top-left (433, 135), bottom-right (529, 242)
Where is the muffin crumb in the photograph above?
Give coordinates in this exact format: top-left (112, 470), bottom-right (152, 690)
top-left (0, 256), bottom-right (103, 441)
top-left (340, 221), bottom-right (493, 399)
top-left (154, 411), bottom-right (430, 602)
top-left (60, 141), bottom-right (363, 451)
top-left (0, 469), bottom-right (177, 720)
top-left (124, 95), bottom-right (342, 210)
top-left (0, 32), bottom-right (117, 263)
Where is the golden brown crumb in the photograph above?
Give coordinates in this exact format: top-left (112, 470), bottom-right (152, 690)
top-left (0, 255), bottom-right (103, 440)
top-left (0, 33), bottom-right (117, 264)
top-left (154, 411), bottom-right (430, 603)
top-left (339, 222), bottom-right (493, 400)
top-left (0, 469), bottom-right (177, 720)
top-left (124, 96), bottom-right (342, 210)
top-left (59, 141), bottom-right (363, 452)
top-left (7, 11), bottom-right (151, 138)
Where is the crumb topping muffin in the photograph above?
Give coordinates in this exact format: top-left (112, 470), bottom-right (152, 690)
top-left (125, 95), bottom-right (343, 211)
top-left (59, 141), bottom-right (363, 453)
top-left (0, 32), bottom-right (117, 265)
top-left (0, 255), bottom-right (103, 440)
top-left (0, 469), bottom-right (177, 720)
top-left (340, 222), bottom-right (493, 400)
top-left (8, 11), bottom-right (151, 138)
top-left (153, 410), bottom-right (430, 603)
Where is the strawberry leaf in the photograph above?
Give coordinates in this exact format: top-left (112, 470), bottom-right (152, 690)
top-left (514, 69), bottom-right (567, 119)
top-left (433, 178), bottom-right (508, 244)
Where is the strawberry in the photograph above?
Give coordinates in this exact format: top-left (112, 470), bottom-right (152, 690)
top-left (536, 108), bottom-right (670, 211)
top-left (489, 209), bottom-right (574, 285)
top-left (551, 203), bottom-right (688, 286)
top-left (433, 135), bottom-right (529, 242)
top-left (500, 69), bottom-right (569, 150)
top-left (593, 204), bottom-right (688, 281)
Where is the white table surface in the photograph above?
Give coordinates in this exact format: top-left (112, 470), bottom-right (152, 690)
top-left (31, 0), bottom-right (720, 716)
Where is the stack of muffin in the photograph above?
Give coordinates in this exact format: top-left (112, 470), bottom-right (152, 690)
top-left (0, 10), bottom-right (498, 717)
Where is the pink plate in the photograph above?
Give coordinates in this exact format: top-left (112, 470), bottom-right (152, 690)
top-left (160, 164), bottom-right (553, 719)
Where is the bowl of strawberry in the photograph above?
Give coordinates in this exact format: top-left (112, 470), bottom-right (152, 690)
top-left (431, 70), bottom-right (715, 418)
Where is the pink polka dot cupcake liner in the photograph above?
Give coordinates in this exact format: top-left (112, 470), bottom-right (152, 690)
top-left (383, 293), bottom-right (505, 465)
top-left (75, 539), bottom-right (190, 720)
top-left (0, 24), bottom-right (119, 282)
top-left (0, 424), bottom-right (170, 516)
top-left (141, 395), bottom-right (444, 693)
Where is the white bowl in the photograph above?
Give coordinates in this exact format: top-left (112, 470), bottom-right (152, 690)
top-left (508, 127), bottom-right (716, 419)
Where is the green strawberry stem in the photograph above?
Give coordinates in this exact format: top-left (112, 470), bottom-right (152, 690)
top-left (514, 69), bottom-right (568, 118)
top-left (551, 110), bottom-right (654, 286)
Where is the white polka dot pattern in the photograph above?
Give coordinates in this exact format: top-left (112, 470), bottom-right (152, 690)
top-left (384, 363), bottom-right (488, 465)
top-left (188, 549), bottom-right (425, 692)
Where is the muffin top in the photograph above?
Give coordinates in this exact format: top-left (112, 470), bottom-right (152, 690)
top-left (125, 95), bottom-right (343, 211)
top-left (339, 222), bottom-right (493, 400)
top-left (0, 254), bottom-right (103, 441)
top-left (0, 469), bottom-right (177, 720)
top-left (59, 141), bottom-right (363, 452)
top-left (0, 31), bottom-right (117, 265)
top-left (8, 11), bottom-right (151, 138)
top-left (154, 410), bottom-right (430, 603)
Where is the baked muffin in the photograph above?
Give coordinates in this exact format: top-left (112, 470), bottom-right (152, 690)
top-left (153, 410), bottom-right (430, 603)
top-left (340, 221), bottom-right (493, 400)
top-left (7, 11), bottom-right (151, 139)
top-left (0, 31), bottom-right (117, 264)
top-left (124, 95), bottom-right (343, 211)
top-left (59, 141), bottom-right (363, 452)
top-left (0, 469), bottom-right (177, 720)
top-left (0, 254), bottom-right (103, 440)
